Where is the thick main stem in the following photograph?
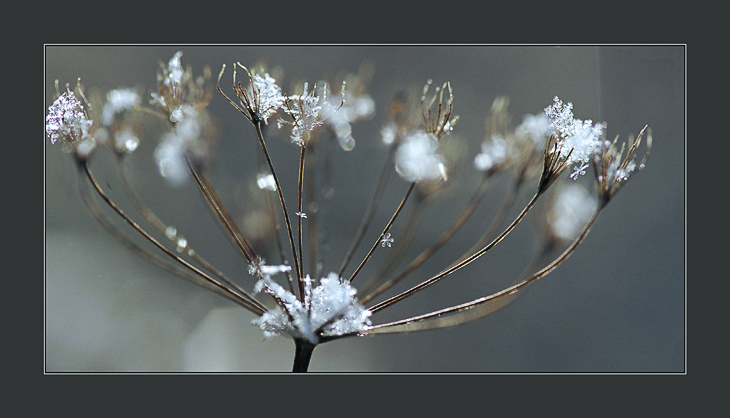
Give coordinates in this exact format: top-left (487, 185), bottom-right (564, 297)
top-left (292, 339), bottom-right (316, 373)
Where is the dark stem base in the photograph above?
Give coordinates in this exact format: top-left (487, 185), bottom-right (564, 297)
top-left (292, 339), bottom-right (316, 372)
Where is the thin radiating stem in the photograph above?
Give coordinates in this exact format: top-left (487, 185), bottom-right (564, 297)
top-left (363, 209), bottom-right (602, 335)
top-left (369, 189), bottom-right (542, 313)
top-left (359, 172), bottom-right (492, 305)
top-left (348, 182), bottom-right (416, 284)
top-left (80, 160), bottom-right (265, 315)
top-left (297, 145), bottom-right (307, 278)
top-left (337, 146), bottom-right (396, 277)
top-left (116, 155), bottom-right (263, 311)
top-left (253, 122), bottom-right (302, 294)
top-left (186, 160), bottom-right (257, 263)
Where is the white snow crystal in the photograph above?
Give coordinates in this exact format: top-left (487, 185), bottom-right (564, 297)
top-left (544, 96), bottom-right (605, 178)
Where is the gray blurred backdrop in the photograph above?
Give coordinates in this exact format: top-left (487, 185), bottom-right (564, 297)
top-left (44, 45), bottom-right (685, 373)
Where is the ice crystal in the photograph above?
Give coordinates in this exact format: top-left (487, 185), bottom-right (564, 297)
top-left (101, 88), bottom-right (140, 126)
top-left (250, 72), bottom-right (284, 124)
top-left (380, 232), bottom-right (394, 248)
top-left (284, 82), bottom-right (325, 147)
top-left (395, 131), bottom-right (447, 182)
top-left (544, 96), bottom-right (605, 178)
top-left (165, 51), bottom-right (184, 86)
top-left (252, 272), bottom-right (371, 344)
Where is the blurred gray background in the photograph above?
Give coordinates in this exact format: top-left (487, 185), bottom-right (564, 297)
top-left (44, 45), bottom-right (684, 373)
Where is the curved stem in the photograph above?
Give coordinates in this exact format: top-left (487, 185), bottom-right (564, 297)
top-left (297, 145), bottom-right (307, 278)
top-left (337, 147), bottom-right (396, 277)
top-left (117, 155), bottom-right (264, 312)
top-left (254, 122), bottom-right (301, 291)
top-left (359, 173), bottom-right (492, 305)
top-left (368, 189), bottom-right (542, 313)
top-left (80, 160), bottom-right (265, 315)
top-left (364, 209), bottom-right (602, 335)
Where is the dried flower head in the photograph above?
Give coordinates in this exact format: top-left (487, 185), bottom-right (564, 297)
top-left (151, 51), bottom-right (213, 123)
top-left (46, 80), bottom-right (96, 159)
top-left (47, 50), bottom-right (654, 373)
top-left (421, 80), bottom-right (458, 140)
top-left (395, 130), bottom-right (448, 182)
top-left (216, 63), bottom-right (285, 125)
top-left (544, 96), bottom-right (605, 180)
top-left (594, 125), bottom-right (652, 206)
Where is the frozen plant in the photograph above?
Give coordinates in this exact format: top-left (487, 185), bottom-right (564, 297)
top-left (47, 50), bottom-right (652, 372)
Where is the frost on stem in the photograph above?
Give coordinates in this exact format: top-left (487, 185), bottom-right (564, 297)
top-left (251, 268), bottom-right (372, 345)
top-left (544, 96), bottom-right (605, 180)
top-left (395, 131), bottom-right (448, 182)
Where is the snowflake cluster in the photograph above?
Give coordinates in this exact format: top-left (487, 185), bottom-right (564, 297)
top-left (544, 96), bottom-right (605, 179)
top-left (164, 51), bottom-right (184, 86)
top-left (46, 89), bottom-right (96, 158)
top-left (474, 135), bottom-right (509, 172)
top-left (283, 82), bottom-right (325, 147)
top-left (46, 91), bottom-right (92, 146)
top-left (153, 104), bottom-right (204, 186)
top-left (101, 88), bottom-right (141, 127)
top-left (251, 266), bottom-right (372, 344)
top-left (394, 131), bottom-right (447, 182)
top-left (250, 72), bottom-right (285, 124)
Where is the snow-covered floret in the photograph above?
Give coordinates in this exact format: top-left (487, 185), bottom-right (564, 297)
top-left (153, 104), bottom-right (207, 186)
top-left (320, 81), bottom-right (376, 151)
top-left (250, 72), bottom-right (285, 124)
top-left (164, 51), bottom-right (185, 86)
top-left (544, 96), bottom-right (605, 180)
top-left (546, 183), bottom-right (597, 242)
top-left (46, 85), bottom-right (96, 158)
top-left (395, 131), bottom-right (447, 182)
top-left (474, 135), bottom-right (510, 172)
top-left (594, 125), bottom-right (652, 205)
top-left (252, 271), bottom-right (372, 344)
top-left (282, 82), bottom-right (325, 147)
top-left (101, 88), bottom-right (141, 127)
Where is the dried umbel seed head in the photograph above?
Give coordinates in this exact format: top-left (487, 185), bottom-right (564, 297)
top-left (46, 80), bottom-right (96, 159)
top-left (594, 125), bottom-right (652, 206)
